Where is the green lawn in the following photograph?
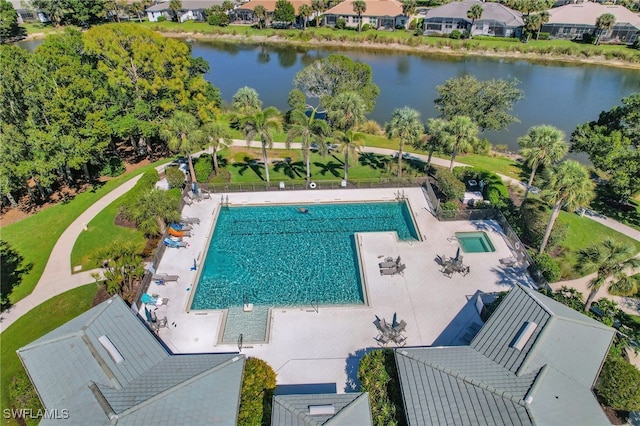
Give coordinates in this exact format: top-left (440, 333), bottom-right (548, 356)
top-left (1, 160), bottom-right (167, 304)
top-left (554, 210), bottom-right (640, 279)
top-left (456, 153), bottom-right (523, 180)
top-left (20, 22), bottom-right (74, 35)
top-left (0, 284), bottom-right (98, 424)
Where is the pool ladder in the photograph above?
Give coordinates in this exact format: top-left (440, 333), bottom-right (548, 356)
top-left (220, 194), bottom-right (230, 209)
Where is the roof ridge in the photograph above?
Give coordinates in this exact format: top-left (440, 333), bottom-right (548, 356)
top-left (325, 392), bottom-right (370, 425)
top-left (398, 349), bottom-right (528, 406)
top-left (110, 354), bottom-right (244, 420)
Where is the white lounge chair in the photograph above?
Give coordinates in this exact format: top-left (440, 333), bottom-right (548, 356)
top-left (152, 273), bottom-right (179, 284)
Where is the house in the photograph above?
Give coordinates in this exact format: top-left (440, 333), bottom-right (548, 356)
top-left (8, 0), bottom-right (47, 23)
top-left (394, 284), bottom-right (615, 425)
top-left (323, 0), bottom-right (409, 31)
top-left (146, 0), bottom-right (227, 22)
top-left (18, 296), bottom-right (245, 425)
top-left (234, 0), bottom-right (313, 24)
top-left (423, 0), bottom-right (523, 37)
top-left (271, 392), bottom-right (373, 425)
top-left (541, 2), bottom-right (640, 44)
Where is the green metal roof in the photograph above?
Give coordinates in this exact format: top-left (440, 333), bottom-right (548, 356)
top-left (271, 393), bottom-right (372, 425)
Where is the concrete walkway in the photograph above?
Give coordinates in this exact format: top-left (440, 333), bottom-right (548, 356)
top-left (1, 143), bottom-right (638, 331)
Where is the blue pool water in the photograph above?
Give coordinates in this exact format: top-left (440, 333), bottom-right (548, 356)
top-left (191, 202), bottom-right (419, 310)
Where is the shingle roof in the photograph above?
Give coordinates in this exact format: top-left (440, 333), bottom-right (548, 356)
top-left (394, 284), bottom-right (615, 426)
top-left (239, 0), bottom-right (313, 14)
top-left (547, 2), bottom-right (640, 27)
top-left (18, 296), bottom-right (245, 425)
top-left (146, 0), bottom-right (226, 12)
top-left (425, 0), bottom-right (524, 27)
top-left (325, 0), bottom-right (405, 18)
top-left (271, 393), bottom-right (372, 425)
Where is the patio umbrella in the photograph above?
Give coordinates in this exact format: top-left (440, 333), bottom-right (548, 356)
top-left (144, 306), bottom-right (153, 322)
top-left (392, 312), bottom-right (398, 328)
top-left (454, 247), bottom-right (460, 262)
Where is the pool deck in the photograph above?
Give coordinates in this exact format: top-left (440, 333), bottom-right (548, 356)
top-left (143, 188), bottom-right (536, 392)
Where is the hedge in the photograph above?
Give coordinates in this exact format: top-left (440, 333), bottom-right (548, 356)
top-left (596, 356), bottom-right (640, 411)
top-left (358, 349), bottom-right (405, 426)
top-left (238, 357), bottom-right (276, 426)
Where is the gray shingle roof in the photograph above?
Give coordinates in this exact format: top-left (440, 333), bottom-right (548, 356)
top-left (395, 284), bottom-right (615, 426)
top-left (147, 0), bottom-right (225, 12)
top-left (271, 393), bottom-right (372, 425)
top-left (18, 296), bottom-right (245, 425)
top-left (425, 0), bottom-right (524, 27)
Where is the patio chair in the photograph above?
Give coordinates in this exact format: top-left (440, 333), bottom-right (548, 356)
top-left (393, 320), bottom-right (407, 334)
top-left (169, 223), bottom-right (192, 231)
top-left (181, 216), bottom-right (200, 225)
top-left (380, 267), bottom-right (398, 276)
top-left (375, 334), bottom-right (390, 346)
top-left (187, 190), bottom-right (201, 202)
top-left (201, 189), bottom-right (211, 199)
top-left (392, 334), bottom-right (407, 347)
top-left (183, 196), bottom-right (193, 206)
top-left (379, 259), bottom-right (397, 269)
top-left (163, 238), bottom-right (188, 249)
top-left (499, 257), bottom-right (519, 266)
top-left (152, 273), bottom-right (179, 285)
top-left (441, 265), bottom-right (454, 278)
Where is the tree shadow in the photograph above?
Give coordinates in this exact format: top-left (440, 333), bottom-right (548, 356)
top-left (273, 158), bottom-right (304, 179)
top-left (358, 152), bottom-right (389, 170)
top-left (232, 156), bottom-right (265, 181)
top-left (313, 160), bottom-right (342, 177)
top-left (0, 241), bottom-right (32, 311)
top-left (344, 347), bottom-right (375, 392)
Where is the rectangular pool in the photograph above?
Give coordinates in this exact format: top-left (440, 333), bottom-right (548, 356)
top-left (191, 202), bottom-right (419, 310)
top-left (455, 231), bottom-right (495, 253)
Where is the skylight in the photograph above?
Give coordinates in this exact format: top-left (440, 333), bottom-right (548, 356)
top-left (98, 335), bottom-right (124, 364)
top-left (309, 405), bottom-right (335, 416)
top-left (510, 321), bottom-right (537, 351)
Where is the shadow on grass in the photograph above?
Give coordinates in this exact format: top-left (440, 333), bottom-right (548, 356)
top-left (1, 241), bottom-right (32, 311)
top-left (232, 156), bottom-right (265, 181)
top-left (273, 158), bottom-right (305, 179)
top-left (359, 152), bottom-right (389, 170)
top-left (313, 160), bottom-right (343, 177)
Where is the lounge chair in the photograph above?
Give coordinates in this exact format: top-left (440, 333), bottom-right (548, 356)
top-left (187, 190), bottom-right (200, 202)
top-left (152, 273), bottom-right (179, 284)
top-left (170, 223), bottom-right (192, 231)
top-left (380, 267), bottom-right (398, 276)
top-left (379, 259), bottom-right (397, 269)
top-left (499, 257), bottom-right (519, 266)
top-left (200, 189), bottom-right (211, 199)
top-left (181, 216), bottom-right (200, 225)
top-left (183, 196), bottom-right (193, 206)
top-left (163, 238), bottom-right (188, 249)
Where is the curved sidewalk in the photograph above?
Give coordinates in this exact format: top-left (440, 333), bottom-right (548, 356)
top-left (1, 145), bottom-right (638, 331)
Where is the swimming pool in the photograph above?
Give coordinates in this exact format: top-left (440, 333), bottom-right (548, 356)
top-left (455, 232), bottom-right (495, 253)
top-left (191, 202), bottom-right (419, 310)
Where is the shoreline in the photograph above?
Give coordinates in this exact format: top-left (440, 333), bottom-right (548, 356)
top-left (20, 29), bottom-right (640, 70)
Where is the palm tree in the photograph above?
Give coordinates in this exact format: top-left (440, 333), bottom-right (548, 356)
top-left (437, 116), bottom-right (478, 171)
top-left (93, 241), bottom-right (145, 303)
top-left (401, 0), bottom-right (417, 20)
top-left (232, 86), bottom-right (262, 116)
top-left (169, 0), bottom-right (182, 22)
top-left (327, 91), bottom-right (367, 132)
top-left (159, 111), bottom-right (204, 181)
top-left (518, 125), bottom-right (568, 210)
top-left (333, 129), bottom-right (365, 181)
top-left (423, 118), bottom-right (447, 169)
top-left (286, 108), bottom-right (330, 183)
top-left (130, 1), bottom-right (145, 22)
top-left (222, 0), bottom-right (235, 12)
top-left (123, 188), bottom-right (182, 236)
top-left (352, 0), bottom-right (366, 32)
top-left (538, 160), bottom-right (594, 254)
top-left (311, 0), bottom-right (325, 28)
top-left (240, 106), bottom-right (283, 183)
top-left (253, 5), bottom-right (267, 29)
top-left (298, 4), bottom-right (312, 30)
top-left (576, 239), bottom-right (640, 313)
top-left (385, 107), bottom-right (423, 178)
top-left (595, 13), bottom-right (615, 45)
top-left (466, 4), bottom-right (483, 38)
top-left (201, 121), bottom-right (232, 175)
top-left (523, 13), bottom-right (541, 42)
top-left (536, 11), bottom-right (549, 40)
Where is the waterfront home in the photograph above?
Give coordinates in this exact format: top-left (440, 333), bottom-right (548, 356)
top-left (323, 0), bottom-right (410, 30)
top-left (395, 284), bottom-right (615, 425)
top-left (8, 0), bottom-right (48, 23)
top-left (146, 0), bottom-right (226, 22)
top-left (17, 296), bottom-right (245, 425)
top-left (541, 2), bottom-right (640, 44)
top-left (235, 0), bottom-right (313, 25)
top-left (423, 0), bottom-right (523, 37)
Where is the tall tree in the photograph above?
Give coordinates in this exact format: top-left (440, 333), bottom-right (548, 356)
top-left (240, 106), bottom-right (283, 183)
top-left (232, 86), bottom-right (262, 115)
top-left (222, 0), bottom-right (235, 12)
top-left (333, 129), bottom-right (365, 181)
top-left (286, 108), bottom-right (330, 183)
top-left (466, 4), bottom-right (483, 38)
top-left (0, 0), bottom-right (20, 43)
top-left (434, 75), bottom-right (524, 132)
top-left (159, 110), bottom-right (204, 181)
top-left (576, 239), bottom-right (640, 312)
top-left (169, 0), bottom-right (182, 22)
top-left (594, 13), bottom-right (615, 45)
top-left (352, 0), bottom-right (366, 32)
top-left (31, 0), bottom-right (71, 27)
top-left (327, 91), bottom-right (367, 132)
top-left (201, 121), bottom-right (232, 175)
top-left (523, 12), bottom-right (541, 42)
top-left (433, 116), bottom-right (479, 171)
top-left (129, 1), bottom-right (146, 22)
top-left (536, 10), bottom-right (549, 40)
top-left (93, 241), bottom-right (145, 302)
top-left (518, 125), bottom-right (568, 209)
top-left (253, 4), bottom-right (267, 29)
top-left (570, 94), bottom-right (640, 202)
top-left (123, 188), bottom-right (181, 236)
top-left (298, 3), bottom-right (312, 30)
top-left (538, 160), bottom-right (594, 254)
top-left (401, 0), bottom-right (417, 20)
top-left (273, 0), bottom-right (295, 25)
top-left (293, 54), bottom-right (379, 113)
top-left (311, 0), bottom-right (325, 27)
top-left (421, 118), bottom-right (448, 169)
top-left (385, 107), bottom-right (423, 178)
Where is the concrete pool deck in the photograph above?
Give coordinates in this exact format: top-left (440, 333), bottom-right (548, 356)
top-left (142, 187), bottom-right (536, 392)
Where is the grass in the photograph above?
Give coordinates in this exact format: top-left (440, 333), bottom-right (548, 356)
top-left (20, 23), bottom-right (75, 35)
top-left (456, 153), bottom-right (523, 180)
top-left (70, 192), bottom-right (147, 271)
top-left (1, 160), bottom-right (168, 305)
top-left (0, 284), bottom-right (98, 423)
top-left (554, 210), bottom-right (640, 279)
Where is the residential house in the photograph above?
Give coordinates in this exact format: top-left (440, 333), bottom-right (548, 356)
top-left (423, 0), bottom-right (523, 37)
top-left (18, 296), bottom-right (245, 425)
top-left (146, 0), bottom-right (227, 22)
top-left (8, 0), bottom-right (47, 23)
top-left (541, 2), bottom-right (640, 44)
top-left (394, 284), bottom-right (615, 425)
top-left (271, 392), bottom-right (373, 425)
top-left (323, 0), bottom-right (409, 31)
top-left (234, 0), bottom-right (313, 25)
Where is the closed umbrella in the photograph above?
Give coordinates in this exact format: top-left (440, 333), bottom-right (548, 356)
top-left (454, 247), bottom-right (460, 262)
top-left (392, 312), bottom-right (398, 328)
top-left (144, 306), bottom-right (153, 322)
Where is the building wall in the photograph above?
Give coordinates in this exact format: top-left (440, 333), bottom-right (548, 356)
top-left (541, 23), bottom-right (639, 43)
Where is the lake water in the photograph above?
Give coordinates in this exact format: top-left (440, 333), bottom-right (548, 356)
top-left (19, 38), bottom-right (640, 153)
top-left (192, 40), bottom-right (640, 153)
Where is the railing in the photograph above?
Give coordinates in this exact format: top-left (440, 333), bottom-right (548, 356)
top-left (199, 177), bottom-right (428, 193)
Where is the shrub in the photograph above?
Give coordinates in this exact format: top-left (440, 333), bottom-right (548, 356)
top-left (99, 156), bottom-right (125, 177)
top-left (441, 200), bottom-right (459, 210)
top-left (450, 30), bottom-right (462, 39)
top-left (357, 119), bottom-right (383, 135)
top-left (165, 166), bottom-right (185, 189)
top-left (194, 155), bottom-right (213, 183)
top-left (335, 18), bottom-right (346, 30)
top-left (238, 357), bottom-right (277, 426)
top-left (156, 15), bottom-right (166, 22)
top-left (537, 32), bottom-right (550, 40)
top-left (436, 169), bottom-right (465, 201)
top-left (597, 357), bottom-right (640, 411)
top-left (358, 349), bottom-right (405, 425)
top-left (532, 252), bottom-right (561, 282)
top-left (519, 200), bottom-right (568, 249)
top-left (208, 12), bottom-right (229, 26)
top-left (473, 138), bottom-right (491, 155)
top-left (361, 23), bottom-right (371, 31)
